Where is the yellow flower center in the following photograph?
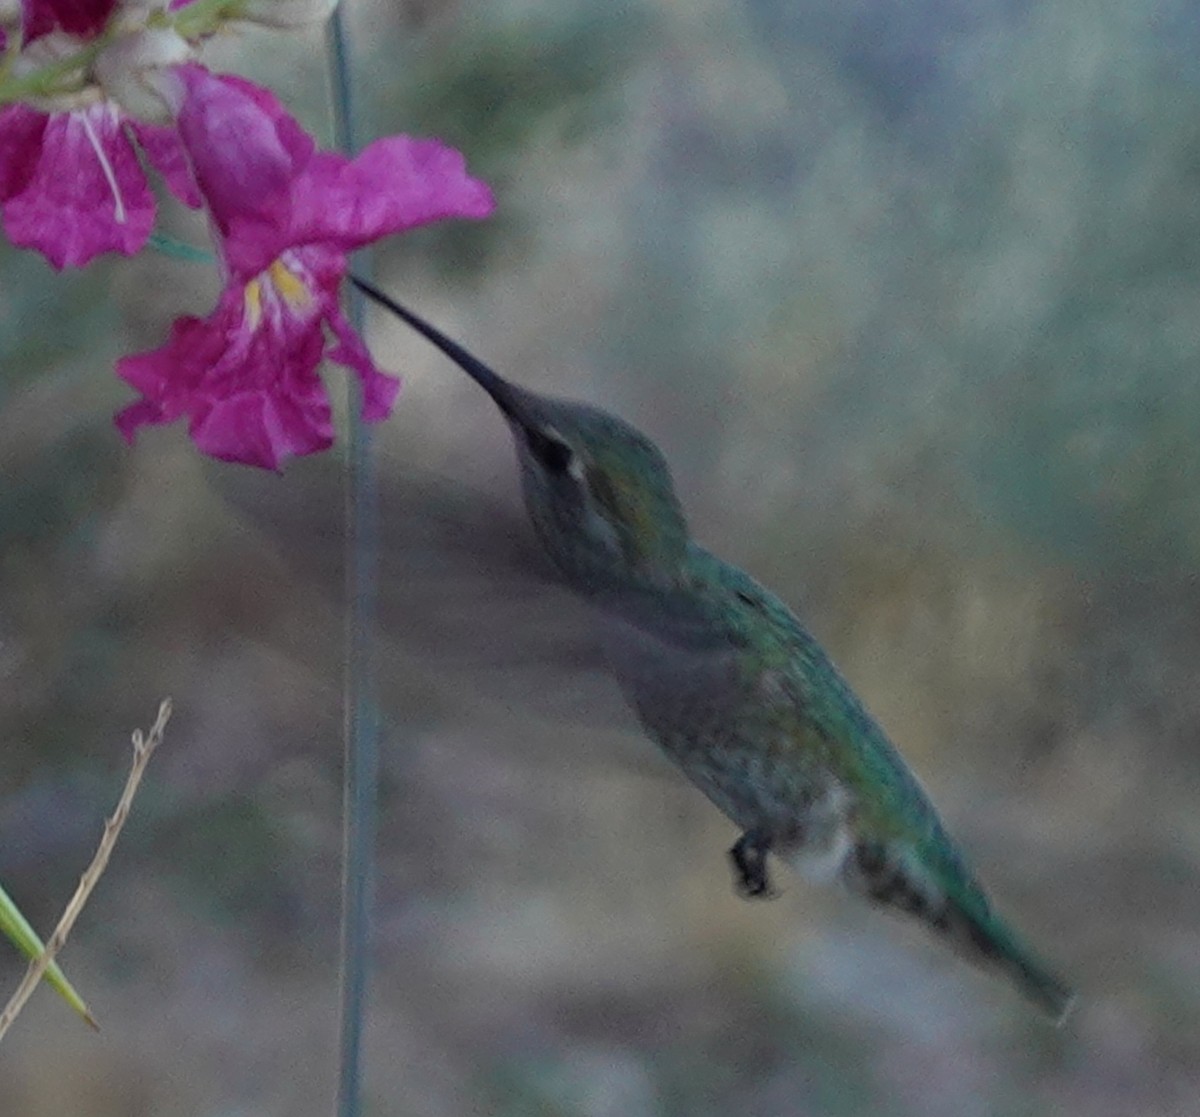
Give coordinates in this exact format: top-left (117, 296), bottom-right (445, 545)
top-left (270, 258), bottom-right (311, 307)
top-left (243, 258), bottom-right (314, 330)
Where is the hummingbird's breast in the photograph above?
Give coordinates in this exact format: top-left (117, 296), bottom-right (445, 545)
top-left (591, 602), bottom-right (853, 876)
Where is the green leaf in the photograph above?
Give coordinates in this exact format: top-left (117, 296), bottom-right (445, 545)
top-left (0, 879), bottom-right (95, 1028)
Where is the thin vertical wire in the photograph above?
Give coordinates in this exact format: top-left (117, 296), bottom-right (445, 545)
top-left (326, 8), bottom-right (379, 1117)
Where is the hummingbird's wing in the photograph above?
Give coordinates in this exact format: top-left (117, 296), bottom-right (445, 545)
top-left (204, 452), bottom-right (646, 736)
top-left (775, 638), bottom-right (1077, 1022)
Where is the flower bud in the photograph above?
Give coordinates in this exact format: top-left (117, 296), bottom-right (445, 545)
top-left (93, 28), bottom-right (192, 124)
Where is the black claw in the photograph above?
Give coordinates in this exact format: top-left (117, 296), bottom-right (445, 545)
top-left (730, 831), bottom-right (778, 901)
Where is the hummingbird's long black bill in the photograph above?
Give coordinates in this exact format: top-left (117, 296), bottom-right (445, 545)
top-left (350, 275), bottom-right (527, 422)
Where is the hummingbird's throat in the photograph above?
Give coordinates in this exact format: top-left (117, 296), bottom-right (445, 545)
top-left (584, 465), bottom-right (683, 576)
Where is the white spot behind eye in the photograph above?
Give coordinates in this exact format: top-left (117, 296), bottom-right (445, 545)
top-left (539, 425), bottom-right (583, 479)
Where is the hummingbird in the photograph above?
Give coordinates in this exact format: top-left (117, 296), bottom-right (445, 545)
top-left (350, 276), bottom-right (1075, 1023)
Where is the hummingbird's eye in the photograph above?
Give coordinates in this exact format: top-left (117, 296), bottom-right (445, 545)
top-left (526, 427), bottom-right (575, 475)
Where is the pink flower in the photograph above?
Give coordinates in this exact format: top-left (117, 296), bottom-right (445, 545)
top-left (115, 250), bottom-right (400, 468)
top-left (0, 101), bottom-right (197, 268)
top-left (0, 22), bottom-right (198, 269)
top-left (168, 66), bottom-right (493, 280)
top-left (116, 66), bottom-right (494, 469)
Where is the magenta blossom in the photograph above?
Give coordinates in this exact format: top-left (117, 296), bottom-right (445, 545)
top-left (116, 66), bottom-right (494, 469)
top-left (167, 65), bottom-right (493, 281)
top-left (115, 251), bottom-right (393, 468)
top-left (0, 19), bottom-right (199, 269)
top-left (0, 100), bottom-right (198, 268)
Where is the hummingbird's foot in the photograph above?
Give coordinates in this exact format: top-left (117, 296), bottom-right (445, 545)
top-left (730, 830), bottom-right (778, 901)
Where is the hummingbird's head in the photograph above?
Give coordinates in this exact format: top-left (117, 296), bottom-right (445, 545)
top-left (350, 279), bottom-right (692, 593)
top-left (498, 387), bottom-right (691, 594)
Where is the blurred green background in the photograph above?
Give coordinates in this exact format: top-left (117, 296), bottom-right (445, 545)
top-left (3, 0), bottom-right (1199, 1113)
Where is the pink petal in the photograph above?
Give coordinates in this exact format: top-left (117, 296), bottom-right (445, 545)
top-left (171, 65), bottom-right (313, 236)
top-left (292, 136), bottom-right (496, 247)
top-left (279, 245), bottom-right (401, 422)
top-left (1, 103), bottom-right (155, 269)
top-left (116, 312), bottom-right (217, 411)
top-left (131, 120), bottom-right (202, 208)
top-left (116, 277), bottom-right (339, 469)
top-left (0, 105), bottom-right (47, 202)
top-left (167, 67), bottom-right (494, 278)
top-left (327, 304), bottom-right (402, 421)
top-left (190, 390), bottom-right (332, 470)
top-left (219, 136), bottom-right (495, 277)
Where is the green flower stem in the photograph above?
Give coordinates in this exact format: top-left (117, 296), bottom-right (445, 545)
top-left (326, 6), bottom-right (381, 1115)
top-left (148, 231), bottom-right (214, 264)
top-left (0, 35), bottom-right (112, 105)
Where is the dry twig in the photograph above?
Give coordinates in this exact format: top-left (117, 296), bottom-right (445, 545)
top-left (0, 698), bottom-right (173, 1041)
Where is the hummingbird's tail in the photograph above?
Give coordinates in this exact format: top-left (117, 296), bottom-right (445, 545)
top-left (845, 841), bottom-right (1076, 1024)
top-left (935, 892), bottom-right (1076, 1024)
